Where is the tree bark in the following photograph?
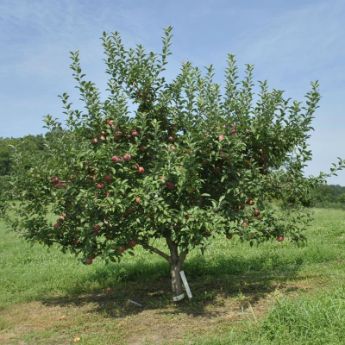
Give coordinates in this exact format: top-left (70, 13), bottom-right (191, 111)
top-left (166, 238), bottom-right (187, 299)
top-left (170, 260), bottom-right (183, 297)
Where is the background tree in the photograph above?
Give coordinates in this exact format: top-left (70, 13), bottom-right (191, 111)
top-left (8, 27), bottom-right (344, 299)
top-left (0, 135), bottom-right (44, 213)
top-left (0, 136), bottom-right (44, 174)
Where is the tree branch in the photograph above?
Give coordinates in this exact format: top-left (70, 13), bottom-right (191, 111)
top-left (141, 243), bottom-right (170, 261)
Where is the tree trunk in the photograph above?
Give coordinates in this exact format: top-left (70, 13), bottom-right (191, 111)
top-left (166, 238), bottom-right (187, 300)
top-left (170, 260), bottom-right (184, 297)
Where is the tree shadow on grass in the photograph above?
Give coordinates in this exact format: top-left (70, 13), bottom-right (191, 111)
top-left (41, 251), bottom-right (306, 319)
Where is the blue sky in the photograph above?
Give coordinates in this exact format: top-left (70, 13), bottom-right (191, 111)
top-left (0, 0), bottom-right (344, 184)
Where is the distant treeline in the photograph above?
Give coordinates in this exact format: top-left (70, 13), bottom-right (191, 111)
top-left (309, 184), bottom-right (345, 209)
top-left (0, 135), bottom-right (344, 209)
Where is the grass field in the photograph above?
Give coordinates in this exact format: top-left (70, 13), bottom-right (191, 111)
top-left (1, 208), bottom-right (345, 344)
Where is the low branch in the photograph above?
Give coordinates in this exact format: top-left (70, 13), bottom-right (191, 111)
top-left (141, 243), bottom-right (170, 261)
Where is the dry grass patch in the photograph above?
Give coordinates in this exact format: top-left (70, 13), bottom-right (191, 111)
top-left (0, 277), bottom-right (316, 345)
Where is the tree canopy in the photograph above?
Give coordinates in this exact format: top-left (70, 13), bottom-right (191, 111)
top-left (7, 27), bottom-right (345, 299)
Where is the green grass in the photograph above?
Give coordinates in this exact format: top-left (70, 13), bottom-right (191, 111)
top-left (190, 286), bottom-right (345, 345)
top-left (1, 208), bottom-right (345, 344)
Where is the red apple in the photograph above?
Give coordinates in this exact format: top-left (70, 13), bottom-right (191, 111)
top-left (84, 257), bottom-right (93, 265)
top-left (123, 153), bottom-right (132, 161)
top-left (99, 135), bottom-right (106, 141)
top-left (91, 138), bottom-right (98, 145)
top-left (104, 175), bottom-right (112, 183)
top-left (135, 196), bottom-right (142, 204)
top-left (131, 129), bottom-right (139, 137)
top-left (137, 166), bottom-right (145, 174)
top-left (165, 181), bottom-right (175, 190)
top-left (96, 182), bottom-right (105, 189)
top-left (111, 155), bottom-right (122, 163)
top-left (50, 176), bottom-right (60, 184)
top-left (276, 235), bottom-right (284, 242)
top-left (128, 240), bottom-right (137, 248)
top-left (168, 135), bottom-right (175, 142)
top-left (218, 134), bottom-right (225, 141)
top-left (253, 208), bottom-right (261, 217)
top-left (93, 224), bottom-right (101, 235)
top-left (106, 119), bottom-right (114, 127)
top-left (246, 198), bottom-right (255, 205)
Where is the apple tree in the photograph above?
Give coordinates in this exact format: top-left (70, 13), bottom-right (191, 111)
top-left (8, 27), bottom-right (344, 299)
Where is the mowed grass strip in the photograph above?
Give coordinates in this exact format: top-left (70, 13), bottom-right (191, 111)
top-left (0, 208), bottom-right (345, 344)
